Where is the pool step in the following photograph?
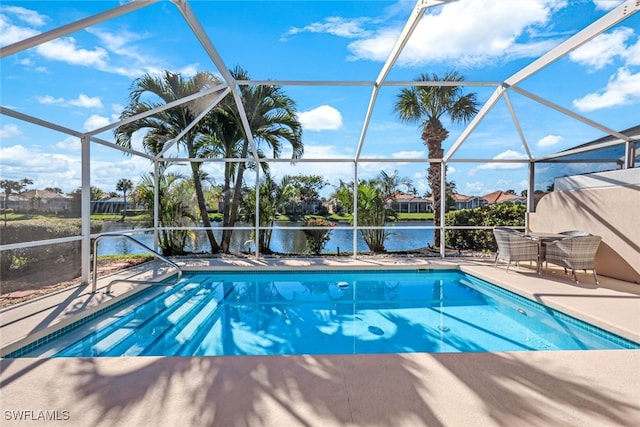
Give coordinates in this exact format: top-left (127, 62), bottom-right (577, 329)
top-left (136, 285), bottom-right (226, 356)
top-left (104, 279), bottom-right (223, 356)
top-left (56, 277), bottom-right (216, 356)
top-left (175, 285), bottom-right (239, 356)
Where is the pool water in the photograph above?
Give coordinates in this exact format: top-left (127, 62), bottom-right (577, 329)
top-left (21, 270), bottom-right (639, 357)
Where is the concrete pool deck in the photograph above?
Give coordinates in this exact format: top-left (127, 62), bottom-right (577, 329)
top-left (1, 256), bottom-right (639, 426)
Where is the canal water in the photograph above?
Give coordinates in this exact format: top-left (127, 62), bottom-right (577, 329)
top-left (98, 221), bottom-right (435, 255)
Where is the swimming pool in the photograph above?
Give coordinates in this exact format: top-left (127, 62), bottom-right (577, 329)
top-left (14, 269), bottom-right (639, 357)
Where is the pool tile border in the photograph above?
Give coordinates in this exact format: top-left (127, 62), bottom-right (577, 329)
top-left (460, 273), bottom-right (640, 349)
top-left (3, 288), bottom-right (155, 358)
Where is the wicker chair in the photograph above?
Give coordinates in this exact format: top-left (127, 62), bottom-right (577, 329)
top-left (493, 228), bottom-right (540, 273)
top-left (559, 230), bottom-right (590, 237)
top-left (544, 235), bottom-right (602, 284)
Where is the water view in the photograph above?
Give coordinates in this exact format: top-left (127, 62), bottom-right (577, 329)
top-left (98, 221), bottom-right (435, 255)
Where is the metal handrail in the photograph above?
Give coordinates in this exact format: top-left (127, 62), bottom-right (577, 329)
top-left (92, 233), bottom-right (182, 293)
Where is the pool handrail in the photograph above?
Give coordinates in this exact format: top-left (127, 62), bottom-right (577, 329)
top-left (91, 233), bottom-right (182, 293)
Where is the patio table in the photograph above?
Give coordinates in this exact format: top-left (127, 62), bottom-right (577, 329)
top-left (524, 233), bottom-right (565, 274)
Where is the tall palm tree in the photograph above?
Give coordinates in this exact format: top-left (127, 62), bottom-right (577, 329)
top-left (196, 102), bottom-right (246, 251)
top-left (213, 66), bottom-right (303, 253)
top-left (394, 71), bottom-right (478, 248)
top-left (115, 178), bottom-right (133, 221)
top-left (114, 71), bottom-right (222, 252)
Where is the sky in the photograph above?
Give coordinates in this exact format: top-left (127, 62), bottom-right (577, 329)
top-left (1, 0), bottom-right (639, 198)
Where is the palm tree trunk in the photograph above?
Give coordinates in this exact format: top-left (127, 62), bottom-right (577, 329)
top-left (121, 191), bottom-right (127, 222)
top-left (221, 142), bottom-right (249, 253)
top-left (221, 161), bottom-right (233, 251)
top-left (187, 142), bottom-right (220, 253)
top-left (428, 163), bottom-right (442, 248)
top-left (423, 120), bottom-right (448, 249)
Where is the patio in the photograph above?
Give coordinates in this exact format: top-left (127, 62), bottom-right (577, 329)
top-left (1, 256), bottom-right (639, 426)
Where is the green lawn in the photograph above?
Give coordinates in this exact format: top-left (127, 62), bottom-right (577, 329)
top-left (2, 211), bottom-right (433, 224)
top-left (274, 213), bottom-right (434, 222)
top-left (90, 213), bottom-right (148, 221)
top-left (396, 212), bottom-right (434, 221)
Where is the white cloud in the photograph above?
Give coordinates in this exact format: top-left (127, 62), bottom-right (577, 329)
top-left (462, 181), bottom-right (488, 195)
top-left (90, 156), bottom-right (153, 191)
top-left (1, 5), bottom-right (47, 26)
top-left (0, 7), bottom-right (41, 46)
top-left (298, 105), bottom-right (343, 131)
top-left (593, 0), bottom-right (624, 11)
top-left (86, 27), bottom-right (167, 77)
top-left (516, 179), bottom-right (529, 191)
top-left (179, 64), bottom-right (200, 77)
top-left (37, 93), bottom-right (103, 108)
top-left (36, 37), bottom-right (108, 67)
top-left (537, 134), bottom-right (562, 147)
top-left (83, 114), bottom-right (111, 131)
top-left (0, 123), bottom-right (23, 139)
top-left (281, 16), bottom-right (374, 41)
top-left (569, 27), bottom-right (633, 71)
top-left (572, 67), bottom-right (640, 111)
top-left (461, 178), bottom-right (527, 196)
top-left (304, 144), bottom-right (352, 158)
top-left (0, 144), bottom-right (80, 189)
top-left (626, 38), bottom-right (640, 66)
top-left (1, 6), bottom-right (168, 78)
top-left (392, 149), bottom-right (425, 158)
top-left (468, 150), bottom-right (528, 175)
top-left (0, 143), bottom-right (153, 193)
top-left (569, 24), bottom-right (640, 111)
top-left (493, 150), bottom-right (529, 161)
top-left (347, 0), bottom-right (567, 67)
top-left (69, 94), bottom-right (103, 108)
top-left (36, 95), bottom-right (64, 105)
top-left (54, 136), bottom-right (81, 151)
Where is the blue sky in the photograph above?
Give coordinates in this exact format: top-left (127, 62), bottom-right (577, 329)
top-left (1, 0), bottom-right (639, 197)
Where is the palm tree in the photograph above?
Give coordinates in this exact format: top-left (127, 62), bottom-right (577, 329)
top-left (1, 178), bottom-right (32, 226)
top-left (356, 181), bottom-right (391, 253)
top-left (238, 174), bottom-right (295, 253)
top-left (330, 171), bottom-right (400, 253)
top-left (115, 178), bottom-right (133, 221)
top-left (114, 71), bottom-right (222, 252)
top-left (212, 66), bottom-right (303, 253)
top-left (332, 180), bottom-right (353, 214)
top-left (134, 169), bottom-right (196, 255)
top-left (394, 71), bottom-right (478, 248)
top-left (378, 170), bottom-right (411, 200)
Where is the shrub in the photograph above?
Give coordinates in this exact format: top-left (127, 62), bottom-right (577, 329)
top-left (303, 217), bottom-right (334, 255)
top-left (445, 203), bottom-right (526, 252)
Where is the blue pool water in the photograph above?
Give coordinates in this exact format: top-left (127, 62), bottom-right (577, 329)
top-left (18, 270), bottom-right (639, 357)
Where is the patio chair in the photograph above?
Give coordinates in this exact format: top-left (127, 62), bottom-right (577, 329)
top-left (559, 230), bottom-right (590, 237)
top-left (544, 235), bottom-right (602, 284)
top-left (493, 228), bottom-right (539, 273)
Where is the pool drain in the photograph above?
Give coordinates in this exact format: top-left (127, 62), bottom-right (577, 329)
top-left (438, 325), bottom-right (450, 332)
